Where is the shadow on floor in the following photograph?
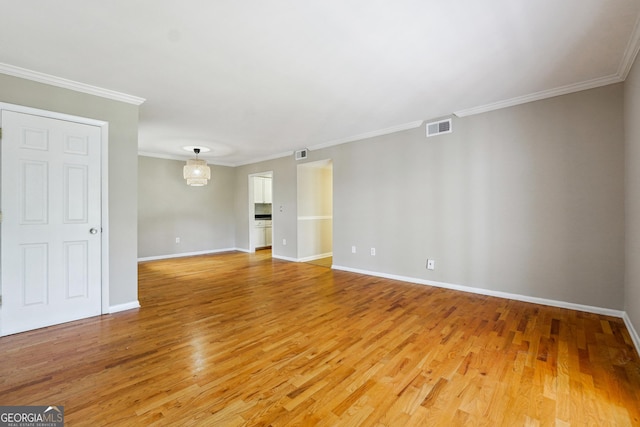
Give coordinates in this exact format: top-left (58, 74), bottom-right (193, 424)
top-left (305, 257), bottom-right (332, 268)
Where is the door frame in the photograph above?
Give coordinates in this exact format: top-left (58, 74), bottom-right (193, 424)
top-left (296, 159), bottom-right (333, 262)
top-left (0, 102), bottom-right (110, 325)
top-left (248, 171), bottom-right (273, 253)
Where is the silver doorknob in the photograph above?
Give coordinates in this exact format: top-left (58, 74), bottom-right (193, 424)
top-left (89, 228), bottom-right (99, 234)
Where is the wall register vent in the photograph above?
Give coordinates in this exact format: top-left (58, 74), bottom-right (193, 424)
top-left (426, 118), bottom-right (452, 137)
top-left (295, 149), bottom-right (308, 160)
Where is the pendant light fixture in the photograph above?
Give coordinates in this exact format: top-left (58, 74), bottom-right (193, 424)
top-left (183, 148), bottom-right (211, 186)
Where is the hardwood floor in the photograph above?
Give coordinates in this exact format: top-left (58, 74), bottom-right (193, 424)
top-left (1, 250), bottom-right (639, 426)
top-left (306, 257), bottom-right (333, 268)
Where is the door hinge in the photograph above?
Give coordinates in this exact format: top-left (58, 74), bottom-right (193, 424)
top-left (0, 127), bottom-right (2, 139)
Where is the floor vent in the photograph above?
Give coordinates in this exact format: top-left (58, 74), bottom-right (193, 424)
top-left (426, 118), bottom-right (452, 137)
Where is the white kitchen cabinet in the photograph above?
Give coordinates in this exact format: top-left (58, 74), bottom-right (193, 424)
top-left (253, 222), bottom-right (266, 247)
top-left (253, 177), bottom-right (272, 204)
top-left (254, 219), bottom-right (272, 248)
top-left (265, 223), bottom-right (272, 247)
top-left (263, 179), bottom-right (272, 203)
top-left (254, 178), bottom-right (264, 204)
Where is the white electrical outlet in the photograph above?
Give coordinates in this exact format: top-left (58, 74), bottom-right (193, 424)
top-left (427, 259), bottom-right (435, 270)
top-left (371, 248), bottom-right (376, 256)
top-left (175, 237), bottom-right (180, 244)
top-left (282, 238), bottom-right (287, 246)
top-left (352, 246), bottom-right (356, 253)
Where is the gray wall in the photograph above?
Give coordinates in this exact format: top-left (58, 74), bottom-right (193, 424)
top-left (139, 82), bottom-right (625, 312)
top-left (234, 156), bottom-right (299, 259)
top-left (326, 84), bottom-right (624, 309)
top-left (0, 74), bottom-right (139, 306)
top-left (138, 156), bottom-right (236, 258)
top-left (227, 83), bottom-right (625, 310)
top-left (625, 55), bottom-right (640, 334)
top-left (3, 64), bottom-right (627, 321)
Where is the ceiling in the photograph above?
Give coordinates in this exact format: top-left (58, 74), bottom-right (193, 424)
top-left (1, 1), bottom-right (639, 166)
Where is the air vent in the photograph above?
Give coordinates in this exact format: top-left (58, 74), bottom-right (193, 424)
top-left (426, 118), bottom-right (452, 137)
top-left (294, 149), bottom-right (308, 160)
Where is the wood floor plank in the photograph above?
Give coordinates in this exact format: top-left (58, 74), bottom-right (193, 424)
top-left (1, 250), bottom-right (639, 426)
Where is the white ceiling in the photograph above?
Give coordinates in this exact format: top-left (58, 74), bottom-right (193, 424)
top-left (1, 1), bottom-right (639, 165)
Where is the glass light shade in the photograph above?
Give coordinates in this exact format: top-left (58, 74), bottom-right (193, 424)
top-left (183, 158), bottom-right (211, 186)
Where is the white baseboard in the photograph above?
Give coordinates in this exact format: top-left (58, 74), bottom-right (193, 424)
top-left (272, 254), bottom-right (298, 262)
top-left (298, 252), bottom-right (333, 263)
top-left (271, 253), bottom-right (332, 263)
top-left (622, 312), bottom-right (640, 356)
top-left (109, 301), bottom-right (140, 313)
top-left (332, 265), bottom-right (625, 318)
top-left (138, 248), bottom-right (237, 262)
top-left (332, 267), bottom-right (640, 355)
top-left (133, 250), bottom-right (640, 357)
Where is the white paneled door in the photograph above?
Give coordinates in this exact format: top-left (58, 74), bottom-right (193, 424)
top-left (1, 110), bottom-right (102, 335)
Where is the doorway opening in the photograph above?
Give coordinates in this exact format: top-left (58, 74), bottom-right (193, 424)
top-left (248, 171), bottom-right (273, 254)
top-left (296, 159), bottom-right (333, 267)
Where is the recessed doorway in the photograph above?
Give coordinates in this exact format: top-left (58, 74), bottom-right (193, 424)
top-left (296, 159), bottom-right (333, 266)
top-left (248, 171), bottom-right (273, 254)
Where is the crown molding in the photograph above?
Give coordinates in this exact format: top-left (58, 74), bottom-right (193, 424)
top-left (233, 150), bottom-right (293, 167)
top-left (142, 120), bottom-right (426, 167)
top-left (454, 74), bottom-right (623, 117)
top-left (0, 62), bottom-right (145, 105)
top-left (138, 151), bottom-right (236, 167)
top-left (139, 149), bottom-right (293, 167)
top-left (138, 151), bottom-right (188, 161)
top-left (309, 120), bottom-right (424, 151)
top-left (138, 151), bottom-right (193, 161)
top-left (455, 15), bottom-right (640, 118)
top-left (618, 12), bottom-right (640, 80)
top-left (233, 120), bottom-right (425, 166)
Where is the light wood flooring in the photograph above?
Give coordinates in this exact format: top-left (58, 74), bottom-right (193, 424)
top-left (306, 257), bottom-right (333, 268)
top-left (1, 250), bottom-right (639, 426)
